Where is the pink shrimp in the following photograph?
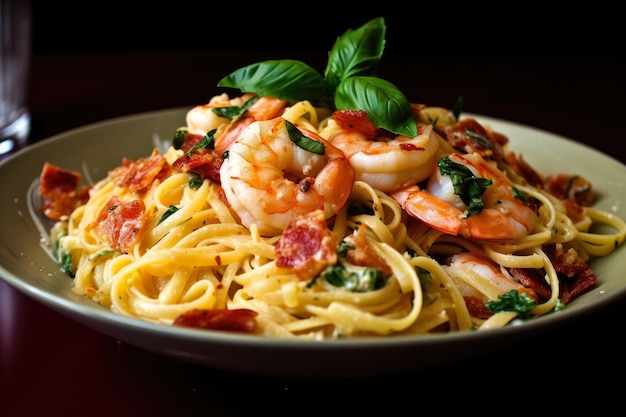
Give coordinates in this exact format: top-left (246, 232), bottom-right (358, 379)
top-left (186, 93), bottom-right (249, 135)
top-left (185, 93), bottom-right (288, 155)
top-left (325, 110), bottom-right (439, 192)
top-left (444, 252), bottom-right (538, 301)
top-left (391, 152), bottom-right (538, 241)
top-left (220, 117), bottom-right (355, 236)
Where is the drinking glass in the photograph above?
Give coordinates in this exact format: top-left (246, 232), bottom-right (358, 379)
top-left (0, 0), bottom-right (31, 155)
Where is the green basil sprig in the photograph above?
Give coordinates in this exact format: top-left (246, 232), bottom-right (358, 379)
top-left (217, 17), bottom-right (417, 138)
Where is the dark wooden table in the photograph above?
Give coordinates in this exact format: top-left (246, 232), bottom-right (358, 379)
top-left (2, 49), bottom-right (626, 415)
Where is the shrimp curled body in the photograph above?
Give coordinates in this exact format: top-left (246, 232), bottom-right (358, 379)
top-left (329, 123), bottom-right (440, 192)
top-left (444, 252), bottom-right (536, 300)
top-left (186, 93), bottom-right (250, 136)
top-left (391, 152), bottom-right (538, 241)
top-left (220, 118), bottom-right (355, 236)
top-left (186, 93), bottom-right (288, 155)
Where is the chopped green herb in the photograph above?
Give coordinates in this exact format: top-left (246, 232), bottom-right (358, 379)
top-left (285, 120), bottom-right (324, 155)
top-left (88, 249), bottom-right (119, 261)
top-left (485, 290), bottom-right (536, 315)
top-left (54, 232), bottom-right (74, 277)
top-left (315, 264), bottom-right (386, 292)
top-left (511, 186), bottom-right (528, 202)
top-left (565, 175), bottom-right (579, 191)
top-left (186, 129), bottom-right (216, 155)
top-left (437, 156), bottom-right (492, 217)
top-left (54, 231), bottom-right (67, 254)
top-left (565, 175), bottom-right (592, 197)
top-left (188, 177), bottom-right (204, 189)
top-left (158, 205), bottom-right (179, 225)
top-left (416, 266), bottom-right (433, 289)
top-left (60, 250), bottom-right (75, 278)
top-left (337, 240), bottom-right (356, 258)
top-left (465, 129), bottom-right (493, 149)
top-left (212, 95), bottom-right (259, 121)
top-left (172, 129), bottom-right (188, 150)
top-left (553, 298), bottom-right (565, 312)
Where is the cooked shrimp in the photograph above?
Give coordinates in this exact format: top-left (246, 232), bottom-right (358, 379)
top-left (186, 93), bottom-right (251, 135)
top-left (444, 252), bottom-right (536, 301)
top-left (220, 117), bottom-right (355, 236)
top-left (323, 111), bottom-right (439, 192)
top-left (186, 93), bottom-right (288, 155)
top-left (444, 252), bottom-right (537, 327)
top-left (391, 152), bottom-right (538, 241)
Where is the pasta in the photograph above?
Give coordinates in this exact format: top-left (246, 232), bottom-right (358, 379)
top-left (38, 96), bottom-right (626, 339)
top-left (37, 17), bottom-right (626, 339)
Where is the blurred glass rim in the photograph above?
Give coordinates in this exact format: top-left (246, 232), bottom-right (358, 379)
top-left (0, 111), bottom-right (30, 155)
top-left (1, 0), bottom-right (32, 156)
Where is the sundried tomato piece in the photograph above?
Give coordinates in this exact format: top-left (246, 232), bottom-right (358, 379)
top-left (173, 308), bottom-right (258, 333)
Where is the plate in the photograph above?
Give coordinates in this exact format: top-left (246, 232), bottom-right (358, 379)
top-left (1, 108), bottom-right (626, 379)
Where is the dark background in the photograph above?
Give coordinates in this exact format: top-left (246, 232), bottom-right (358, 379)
top-left (26, 1), bottom-right (626, 158)
top-left (30, 1), bottom-right (620, 56)
top-left (24, 1), bottom-right (626, 164)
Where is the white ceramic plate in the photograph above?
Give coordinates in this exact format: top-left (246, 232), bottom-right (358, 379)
top-left (2, 108), bottom-right (626, 379)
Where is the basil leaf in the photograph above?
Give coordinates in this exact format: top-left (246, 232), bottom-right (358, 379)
top-left (452, 96), bottom-right (464, 121)
top-left (217, 60), bottom-right (328, 101)
top-left (335, 76), bottom-right (417, 137)
top-left (88, 249), bottom-right (119, 261)
top-left (318, 264), bottom-right (386, 292)
top-left (416, 266), bottom-right (433, 289)
top-left (337, 240), bottom-right (356, 257)
top-left (172, 129), bottom-right (188, 150)
top-left (212, 105), bottom-right (244, 120)
top-left (324, 17), bottom-right (386, 89)
top-left (54, 232), bottom-right (75, 278)
top-left (285, 120), bottom-right (324, 155)
top-left (465, 129), bottom-right (493, 149)
top-left (212, 95), bottom-right (259, 120)
top-left (485, 290), bottom-right (536, 315)
top-left (186, 129), bottom-right (216, 155)
top-left (463, 176), bottom-right (493, 216)
top-left (60, 250), bottom-right (75, 278)
top-left (437, 156), bottom-right (492, 217)
top-left (512, 186), bottom-right (528, 202)
top-left (158, 205), bottom-right (179, 225)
